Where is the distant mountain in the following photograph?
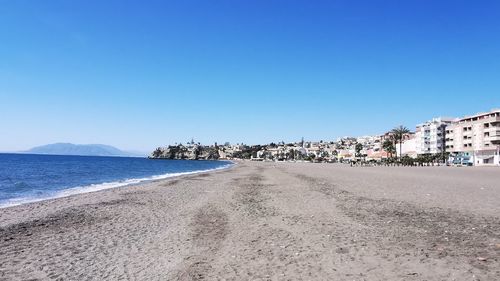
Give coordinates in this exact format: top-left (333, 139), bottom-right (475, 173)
top-left (25, 143), bottom-right (144, 157)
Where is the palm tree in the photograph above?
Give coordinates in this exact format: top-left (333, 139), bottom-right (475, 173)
top-left (391, 125), bottom-right (411, 160)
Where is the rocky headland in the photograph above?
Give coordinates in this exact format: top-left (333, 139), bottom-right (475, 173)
top-left (149, 143), bottom-right (221, 160)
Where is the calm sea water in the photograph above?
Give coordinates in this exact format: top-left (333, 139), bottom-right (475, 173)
top-left (0, 153), bottom-right (232, 208)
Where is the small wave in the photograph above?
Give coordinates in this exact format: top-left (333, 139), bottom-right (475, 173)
top-left (0, 163), bottom-right (233, 209)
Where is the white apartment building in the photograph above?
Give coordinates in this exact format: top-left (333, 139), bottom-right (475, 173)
top-left (445, 109), bottom-right (500, 166)
top-left (415, 117), bottom-right (454, 155)
top-left (397, 136), bottom-right (417, 158)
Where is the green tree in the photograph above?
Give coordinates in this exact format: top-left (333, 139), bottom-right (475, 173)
top-left (355, 143), bottom-right (363, 157)
top-left (152, 147), bottom-right (163, 158)
top-left (391, 125), bottom-right (411, 160)
top-left (382, 139), bottom-right (396, 159)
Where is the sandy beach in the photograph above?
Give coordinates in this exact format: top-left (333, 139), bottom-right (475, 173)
top-left (1, 162), bottom-right (499, 280)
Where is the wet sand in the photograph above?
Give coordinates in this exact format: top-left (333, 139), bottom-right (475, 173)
top-left (1, 162), bottom-right (499, 280)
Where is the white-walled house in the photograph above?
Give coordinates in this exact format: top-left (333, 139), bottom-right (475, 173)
top-left (396, 137), bottom-right (417, 158)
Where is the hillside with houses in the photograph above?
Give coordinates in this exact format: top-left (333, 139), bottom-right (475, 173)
top-left (150, 109), bottom-right (500, 166)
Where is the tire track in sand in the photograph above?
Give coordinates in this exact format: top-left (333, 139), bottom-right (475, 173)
top-left (175, 204), bottom-right (229, 280)
top-left (290, 171), bottom-right (500, 279)
top-left (231, 167), bottom-right (279, 218)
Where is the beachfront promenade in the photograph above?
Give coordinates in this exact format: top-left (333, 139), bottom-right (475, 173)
top-left (1, 162), bottom-right (499, 280)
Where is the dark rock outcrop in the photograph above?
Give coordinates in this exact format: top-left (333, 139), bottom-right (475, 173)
top-left (149, 144), bottom-right (220, 160)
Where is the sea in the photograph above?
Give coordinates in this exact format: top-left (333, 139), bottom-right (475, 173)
top-left (0, 153), bottom-right (232, 208)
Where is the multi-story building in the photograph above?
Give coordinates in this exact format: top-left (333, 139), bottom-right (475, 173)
top-left (397, 134), bottom-right (417, 158)
top-left (415, 117), bottom-right (454, 155)
top-left (446, 109), bottom-right (500, 166)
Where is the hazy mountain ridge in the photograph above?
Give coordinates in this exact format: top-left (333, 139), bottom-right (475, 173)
top-left (25, 143), bottom-right (143, 157)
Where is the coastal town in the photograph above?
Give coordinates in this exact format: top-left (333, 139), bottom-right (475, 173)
top-left (151, 108), bottom-right (500, 167)
top-left (4, 1), bottom-right (500, 280)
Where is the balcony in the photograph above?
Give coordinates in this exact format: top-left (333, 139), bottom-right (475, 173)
top-left (489, 135), bottom-right (500, 143)
top-left (488, 116), bottom-right (500, 122)
top-left (484, 126), bottom-right (500, 133)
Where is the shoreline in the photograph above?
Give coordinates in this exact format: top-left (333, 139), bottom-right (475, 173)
top-left (1, 161), bottom-right (499, 280)
top-left (0, 161), bottom-right (235, 210)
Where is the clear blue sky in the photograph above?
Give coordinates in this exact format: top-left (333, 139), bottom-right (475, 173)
top-left (1, 0), bottom-right (499, 152)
